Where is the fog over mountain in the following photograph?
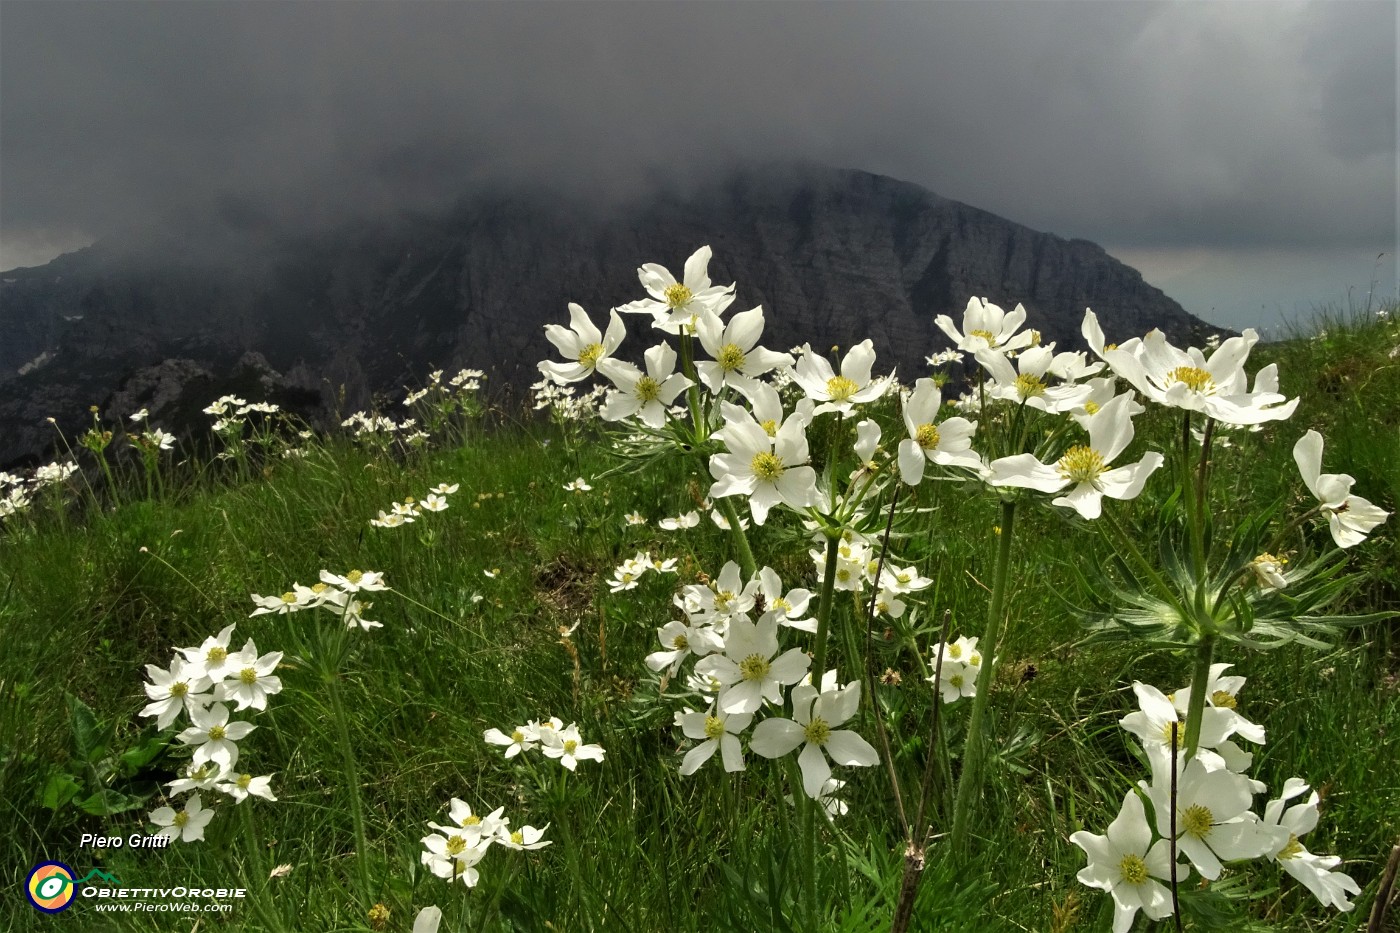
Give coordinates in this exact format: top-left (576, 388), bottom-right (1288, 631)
top-left (0, 164), bottom-right (1220, 467)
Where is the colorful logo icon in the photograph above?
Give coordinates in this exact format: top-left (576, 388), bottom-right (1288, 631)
top-left (26, 862), bottom-right (77, 913)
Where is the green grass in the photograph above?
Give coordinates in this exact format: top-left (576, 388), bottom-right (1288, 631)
top-left (1, 306), bottom-right (1397, 932)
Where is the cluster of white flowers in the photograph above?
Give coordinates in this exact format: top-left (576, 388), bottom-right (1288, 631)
top-left (1, 461), bottom-right (83, 519)
top-left (483, 717), bottom-right (605, 771)
top-left (420, 796), bottom-right (550, 889)
top-left (139, 624), bottom-right (281, 843)
top-left (530, 377), bottom-right (607, 422)
top-left (341, 410), bottom-right (430, 447)
top-left (608, 551), bottom-right (678, 592)
top-left (248, 569), bottom-right (389, 631)
top-left (927, 635), bottom-right (983, 703)
top-left (1071, 666), bottom-right (1358, 931)
top-left (404, 368), bottom-right (486, 405)
top-left (369, 482), bottom-right (459, 528)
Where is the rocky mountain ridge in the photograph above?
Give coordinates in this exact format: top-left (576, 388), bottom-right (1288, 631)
top-left (0, 164), bottom-right (1218, 467)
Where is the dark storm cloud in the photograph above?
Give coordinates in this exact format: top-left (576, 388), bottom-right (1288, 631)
top-left (1, 1), bottom-right (1394, 264)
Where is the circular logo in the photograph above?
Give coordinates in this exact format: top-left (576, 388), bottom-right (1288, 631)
top-left (26, 862), bottom-right (77, 913)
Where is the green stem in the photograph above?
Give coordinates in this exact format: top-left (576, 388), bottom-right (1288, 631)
top-left (1182, 635), bottom-right (1216, 761)
top-left (239, 803), bottom-right (288, 933)
top-left (717, 497), bottom-right (758, 579)
top-left (949, 498), bottom-right (1017, 851)
top-left (678, 332), bottom-right (706, 441)
top-left (327, 674), bottom-right (374, 905)
top-left (811, 535), bottom-right (842, 681)
top-left (1099, 508), bottom-right (1184, 613)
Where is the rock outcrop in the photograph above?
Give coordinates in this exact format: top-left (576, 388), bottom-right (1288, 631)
top-left (0, 164), bottom-right (1219, 467)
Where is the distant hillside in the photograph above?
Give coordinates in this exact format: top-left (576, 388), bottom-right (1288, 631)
top-left (0, 164), bottom-right (1218, 466)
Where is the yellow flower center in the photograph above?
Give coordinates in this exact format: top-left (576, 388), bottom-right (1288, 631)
top-left (1167, 366), bottom-right (1214, 393)
top-left (1159, 720), bottom-right (1185, 748)
top-left (208, 725), bottom-right (226, 741)
top-left (704, 715), bottom-right (726, 740)
top-left (664, 283), bottom-right (693, 309)
top-left (1277, 834), bottom-right (1303, 860)
top-left (207, 646), bottom-right (228, 663)
top-left (968, 328), bottom-right (996, 343)
top-left (563, 739), bottom-right (578, 754)
top-left (577, 343), bottom-right (605, 369)
top-left (237, 773), bottom-right (253, 789)
top-left (672, 634), bottom-right (690, 650)
top-left (759, 418), bottom-right (779, 437)
top-left (772, 597), bottom-right (791, 612)
top-left (949, 673), bottom-right (965, 689)
top-left (738, 654), bottom-right (771, 682)
top-left (915, 423), bottom-right (940, 450)
top-left (948, 643), bottom-right (963, 660)
top-left (717, 343), bottom-right (746, 372)
top-left (803, 716), bottom-right (832, 746)
top-left (510, 729), bottom-right (525, 743)
top-left (461, 815), bottom-right (482, 827)
top-left (634, 375), bottom-right (661, 402)
top-left (1014, 373), bottom-right (1047, 398)
top-left (1118, 853), bottom-right (1148, 885)
top-left (239, 668), bottom-right (259, 685)
top-left (1057, 445), bottom-right (1107, 484)
top-left (173, 811), bottom-right (190, 827)
top-left (751, 451), bottom-right (786, 481)
top-left (446, 835), bottom-right (467, 856)
top-left (1182, 803), bottom-right (1214, 838)
top-left (281, 592), bottom-right (297, 604)
top-left (510, 830), bottom-right (524, 845)
top-left (1083, 400), bottom-right (1100, 415)
top-left (346, 570), bottom-right (364, 584)
top-left (1211, 690), bottom-right (1237, 710)
top-left (826, 375), bottom-right (860, 402)
top-left (312, 582), bottom-right (329, 594)
top-left (170, 681), bottom-right (189, 698)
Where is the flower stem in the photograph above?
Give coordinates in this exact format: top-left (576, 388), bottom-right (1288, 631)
top-left (239, 803), bottom-right (288, 933)
top-left (327, 673), bottom-right (374, 905)
top-left (949, 498), bottom-right (1017, 851)
top-left (1182, 634), bottom-right (1216, 761)
top-left (811, 534), bottom-right (842, 682)
top-left (717, 496), bottom-right (757, 579)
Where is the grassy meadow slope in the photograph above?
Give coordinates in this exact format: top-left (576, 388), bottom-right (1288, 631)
top-left (1, 304), bottom-right (1396, 933)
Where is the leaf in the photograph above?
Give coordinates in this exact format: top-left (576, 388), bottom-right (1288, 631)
top-left (118, 735), bottom-right (170, 777)
top-left (40, 771), bottom-right (83, 810)
top-left (76, 787), bottom-right (151, 817)
top-left (65, 692), bottom-right (112, 764)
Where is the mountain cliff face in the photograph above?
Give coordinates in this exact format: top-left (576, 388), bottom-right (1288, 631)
top-left (0, 165), bottom-right (1216, 466)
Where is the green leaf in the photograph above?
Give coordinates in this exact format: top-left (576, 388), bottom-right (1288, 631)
top-left (118, 736), bottom-right (169, 777)
top-left (40, 771), bottom-right (83, 810)
top-left (65, 692), bottom-right (112, 763)
top-left (76, 788), bottom-right (151, 817)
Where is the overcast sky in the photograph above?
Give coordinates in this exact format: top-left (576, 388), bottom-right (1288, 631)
top-left (2, 1), bottom-right (1395, 332)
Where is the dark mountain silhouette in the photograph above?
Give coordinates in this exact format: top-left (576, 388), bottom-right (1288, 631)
top-left (0, 164), bottom-right (1220, 467)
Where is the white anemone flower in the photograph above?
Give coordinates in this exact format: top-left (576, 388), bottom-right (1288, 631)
top-left (177, 624), bottom-right (241, 681)
top-left (541, 723), bottom-right (605, 770)
top-left (319, 569), bottom-right (388, 593)
top-left (657, 511), bottom-right (701, 531)
top-left (618, 245), bottom-right (736, 333)
top-left (1292, 430), bottom-right (1389, 548)
top-left (934, 297), bottom-right (1034, 354)
top-left (1260, 778), bottom-right (1361, 911)
top-left (988, 394), bottom-right (1164, 519)
top-left (432, 799), bottom-right (508, 844)
top-left (1119, 682), bottom-right (1237, 764)
top-left (177, 702), bottom-right (256, 772)
top-left (790, 341), bottom-right (887, 415)
top-left (484, 725), bottom-right (537, 758)
top-left (214, 772), bottom-right (278, 803)
top-left (1169, 664), bottom-right (1265, 746)
top-left (150, 793), bottom-right (216, 844)
top-left (1069, 790), bottom-right (1177, 933)
top-left (645, 619), bottom-right (723, 676)
top-left (140, 657), bottom-right (214, 730)
top-left (598, 343), bottom-right (693, 429)
top-left (497, 823), bottom-right (552, 851)
top-left (1070, 378), bottom-right (1145, 431)
top-left (750, 680), bottom-right (879, 798)
top-left (538, 304), bottom-right (626, 384)
top-left (421, 830), bottom-right (489, 886)
top-left (694, 306), bottom-right (793, 393)
top-left (1083, 310), bottom-right (1298, 425)
top-left (708, 400), bottom-right (820, 525)
top-left (974, 346), bottom-right (1093, 414)
top-left (214, 639), bottom-right (283, 712)
top-left (1142, 757), bottom-right (1285, 880)
top-left (897, 378), bottom-right (983, 485)
top-left (695, 613), bottom-right (810, 714)
top-left (755, 567), bottom-right (814, 633)
top-left (928, 636), bottom-right (982, 703)
top-left (166, 761), bottom-right (226, 795)
top-left (677, 707), bottom-right (753, 774)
